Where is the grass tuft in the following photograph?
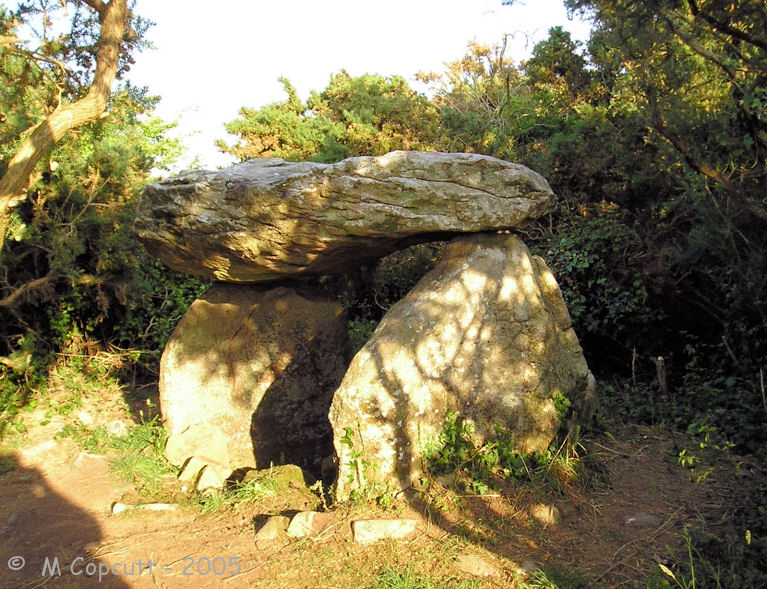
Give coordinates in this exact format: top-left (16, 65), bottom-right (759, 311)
top-left (193, 470), bottom-right (279, 514)
top-left (369, 566), bottom-right (480, 589)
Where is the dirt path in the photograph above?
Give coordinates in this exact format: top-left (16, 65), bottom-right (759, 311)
top-left (0, 422), bottom-right (757, 588)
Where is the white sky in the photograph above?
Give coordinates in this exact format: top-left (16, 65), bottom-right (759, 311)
top-left (125, 0), bottom-right (592, 170)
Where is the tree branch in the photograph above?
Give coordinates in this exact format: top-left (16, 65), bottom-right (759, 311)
top-left (663, 14), bottom-right (738, 80)
top-left (0, 0), bottom-right (128, 258)
top-left (688, 0), bottom-right (767, 53)
top-left (660, 9), bottom-right (767, 152)
top-left (0, 273), bottom-right (57, 308)
top-left (81, 0), bottom-right (107, 14)
top-left (650, 108), bottom-right (767, 223)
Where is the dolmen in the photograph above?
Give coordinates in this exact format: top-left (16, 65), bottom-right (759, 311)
top-left (134, 151), bottom-right (596, 499)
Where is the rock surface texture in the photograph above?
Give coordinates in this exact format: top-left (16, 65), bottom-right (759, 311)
top-left (134, 151), bottom-right (555, 282)
top-left (329, 233), bottom-right (596, 500)
top-left (351, 519), bottom-right (420, 544)
top-left (160, 283), bottom-right (350, 475)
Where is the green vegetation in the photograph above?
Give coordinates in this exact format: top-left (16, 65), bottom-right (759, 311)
top-left (369, 566), bottom-right (479, 589)
top-left (525, 565), bottom-right (592, 589)
top-left (339, 425), bottom-right (396, 505)
top-left (645, 525), bottom-right (765, 589)
top-left (425, 411), bottom-right (586, 497)
top-left (0, 2), bottom-right (208, 439)
top-left (193, 471), bottom-right (280, 514)
top-left (217, 72), bottom-right (442, 163)
top-left (55, 415), bottom-right (176, 497)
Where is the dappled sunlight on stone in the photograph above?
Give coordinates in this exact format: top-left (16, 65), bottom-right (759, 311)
top-left (159, 284), bottom-right (351, 479)
top-left (521, 273), bottom-right (536, 294)
top-left (330, 233), bottom-right (596, 500)
top-left (459, 268), bottom-right (489, 294)
top-left (415, 320), bottom-right (461, 377)
top-left (208, 254), bottom-right (232, 281)
top-left (235, 237), bottom-right (264, 260)
top-left (498, 275), bottom-right (519, 301)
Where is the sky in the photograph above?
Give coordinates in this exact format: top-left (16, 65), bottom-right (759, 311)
top-left (127, 0), bottom-right (592, 171)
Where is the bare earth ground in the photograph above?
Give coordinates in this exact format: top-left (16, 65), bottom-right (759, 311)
top-left (1, 397), bottom-right (762, 589)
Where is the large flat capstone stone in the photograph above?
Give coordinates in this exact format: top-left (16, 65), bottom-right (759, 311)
top-left (134, 151), bottom-right (555, 282)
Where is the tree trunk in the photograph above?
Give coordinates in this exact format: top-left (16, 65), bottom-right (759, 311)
top-left (0, 0), bottom-right (128, 258)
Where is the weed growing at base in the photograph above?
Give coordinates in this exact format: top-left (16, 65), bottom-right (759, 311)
top-left (645, 512), bottom-right (767, 588)
top-left (339, 425), bottom-right (396, 506)
top-left (193, 471), bottom-right (279, 514)
top-left (57, 415), bottom-right (176, 498)
top-left (424, 412), bottom-right (585, 496)
top-left (525, 564), bottom-right (592, 589)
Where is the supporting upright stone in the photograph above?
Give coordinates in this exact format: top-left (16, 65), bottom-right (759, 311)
top-left (160, 283), bottom-right (351, 476)
top-left (329, 233), bottom-right (596, 500)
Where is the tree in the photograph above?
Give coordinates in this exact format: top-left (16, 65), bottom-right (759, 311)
top-left (523, 26), bottom-right (591, 102)
top-left (0, 4), bottom-right (195, 432)
top-left (306, 71), bottom-right (443, 159)
top-left (495, 1), bottom-right (767, 455)
top-left (217, 77), bottom-right (344, 163)
top-left (563, 0), bottom-right (767, 224)
top-left (0, 79), bottom-right (193, 431)
top-left (219, 72), bottom-right (443, 163)
top-left (0, 0), bottom-right (138, 257)
top-left (417, 40), bottom-right (535, 159)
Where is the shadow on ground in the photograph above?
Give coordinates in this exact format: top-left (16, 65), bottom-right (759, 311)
top-left (0, 454), bottom-right (131, 588)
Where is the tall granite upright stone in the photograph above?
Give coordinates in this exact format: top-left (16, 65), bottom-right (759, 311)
top-left (329, 233), bottom-right (597, 500)
top-left (160, 283), bottom-right (351, 477)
